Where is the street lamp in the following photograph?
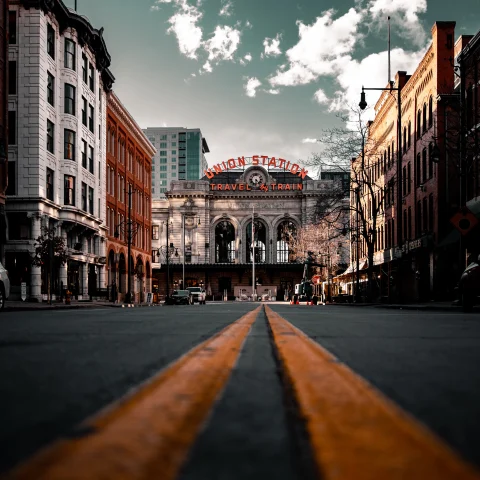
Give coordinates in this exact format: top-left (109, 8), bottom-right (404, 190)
top-left (182, 214), bottom-right (201, 290)
top-left (156, 217), bottom-right (178, 299)
top-left (114, 183), bottom-right (138, 304)
top-left (359, 82), bottom-right (403, 300)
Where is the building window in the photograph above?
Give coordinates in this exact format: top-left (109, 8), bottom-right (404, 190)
top-left (428, 194), bottom-right (434, 231)
top-left (6, 162), bottom-right (16, 195)
top-left (407, 162), bottom-right (411, 194)
top-left (88, 146), bottom-right (94, 174)
top-left (402, 166), bottom-right (406, 196)
top-left (88, 105), bottom-right (94, 133)
top-left (47, 23), bottom-right (55, 58)
top-left (81, 139), bottom-right (87, 168)
top-left (159, 150), bottom-right (167, 156)
top-left (423, 197), bottom-right (428, 231)
top-left (79, 97), bottom-right (86, 126)
top-left (8, 61), bottom-right (16, 94)
top-left (9, 11), bottom-right (17, 44)
top-left (64, 38), bottom-right (76, 70)
top-left (47, 120), bottom-right (54, 153)
top-left (422, 148), bottom-right (427, 183)
top-left (407, 121), bottom-right (411, 148)
top-left (407, 207), bottom-right (412, 240)
top-left (88, 64), bottom-right (95, 91)
top-left (64, 175), bottom-right (75, 206)
top-left (428, 96), bottom-right (433, 128)
top-left (428, 143), bottom-right (434, 179)
top-left (415, 153), bottom-right (421, 185)
top-left (81, 182), bottom-right (87, 211)
top-left (64, 129), bottom-right (76, 160)
top-left (416, 201), bottom-right (421, 237)
top-left (161, 135), bottom-right (167, 140)
top-left (64, 83), bottom-right (75, 115)
top-left (82, 54), bottom-right (88, 83)
top-left (47, 72), bottom-right (54, 105)
top-left (422, 104), bottom-right (427, 133)
top-left (46, 168), bottom-right (54, 201)
top-left (88, 187), bottom-right (94, 215)
top-left (417, 110), bottom-right (421, 139)
top-left (8, 111), bottom-right (16, 145)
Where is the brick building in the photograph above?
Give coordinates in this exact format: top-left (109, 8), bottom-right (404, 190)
top-left (347, 22), bottom-right (465, 302)
top-left (106, 92), bottom-right (155, 303)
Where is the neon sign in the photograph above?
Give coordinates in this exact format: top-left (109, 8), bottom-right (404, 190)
top-left (204, 155), bottom-right (308, 179)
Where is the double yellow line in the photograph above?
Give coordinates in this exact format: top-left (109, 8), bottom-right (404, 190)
top-left (5, 305), bottom-right (480, 480)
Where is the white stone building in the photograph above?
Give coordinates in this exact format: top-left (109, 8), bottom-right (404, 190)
top-left (5, 0), bottom-right (114, 300)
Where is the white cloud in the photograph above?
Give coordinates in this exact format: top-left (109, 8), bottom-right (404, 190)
top-left (150, 5), bottom-right (161, 11)
top-left (328, 47), bottom-right (426, 114)
top-left (165, 1), bottom-right (204, 59)
top-left (204, 25), bottom-right (241, 62)
top-left (266, 88), bottom-right (280, 95)
top-left (368, 0), bottom-right (427, 46)
top-left (245, 20), bottom-right (252, 29)
top-left (269, 8), bottom-right (362, 87)
top-left (302, 138), bottom-right (318, 143)
top-left (262, 33), bottom-right (282, 58)
top-left (313, 88), bottom-right (329, 105)
top-left (239, 53), bottom-right (252, 66)
top-left (201, 61), bottom-right (213, 73)
top-left (244, 77), bottom-right (262, 97)
top-left (219, 0), bottom-right (233, 17)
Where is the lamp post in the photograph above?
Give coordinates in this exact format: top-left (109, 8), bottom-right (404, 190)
top-left (182, 214), bottom-right (201, 290)
top-left (114, 183), bottom-right (138, 304)
top-left (156, 217), bottom-right (179, 299)
top-left (360, 81), bottom-right (402, 300)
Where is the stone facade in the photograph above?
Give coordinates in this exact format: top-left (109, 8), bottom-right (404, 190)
top-left (151, 164), bottom-right (345, 300)
top-left (5, 0), bottom-right (114, 300)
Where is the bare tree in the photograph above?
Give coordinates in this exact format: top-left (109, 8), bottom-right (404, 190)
top-left (305, 109), bottom-right (395, 301)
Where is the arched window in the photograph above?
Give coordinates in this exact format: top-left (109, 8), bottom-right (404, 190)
top-left (246, 219), bottom-right (266, 263)
top-left (408, 121), bottom-right (411, 148)
top-left (403, 126), bottom-right (407, 153)
top-left (422, 103), bottom-right (427, 133)
top-left (277, 221), bottom-right (296, 263)
top-left (387, 145), bottom-right (391, 168)
top-left (215, 220), bottom-right (235, 263)
top-left (428, 96), bottom-right (433, 128)
top-left (417, 109), bottom-right (422, 138)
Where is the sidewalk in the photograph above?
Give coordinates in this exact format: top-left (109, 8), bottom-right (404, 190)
top-left (1, 300), bottom-right (162, 312)
top-left (330, 301), bottom-right (480, 312)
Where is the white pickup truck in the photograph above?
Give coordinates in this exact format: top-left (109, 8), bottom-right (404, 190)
top-left (186, 287), bottom-right (206, 304)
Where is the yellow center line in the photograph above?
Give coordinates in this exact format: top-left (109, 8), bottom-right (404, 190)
top-left (265, 305), bottom-right (480, 480)
top-left (6, 306), bottom-right (261, 480)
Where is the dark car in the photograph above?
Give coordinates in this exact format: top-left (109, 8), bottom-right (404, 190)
top-left (457, 255), bottom-right (480, 312)
top-left (165, 290), bottom-right (193, 305)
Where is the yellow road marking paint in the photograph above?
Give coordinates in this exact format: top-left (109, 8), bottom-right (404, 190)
top-left (265, 305), bottom-right (480, 480)
top-left (6, 306), bottom-right (261, 480)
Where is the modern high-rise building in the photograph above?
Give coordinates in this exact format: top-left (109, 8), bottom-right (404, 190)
top-left (142, 127), bottom-right (209, 198)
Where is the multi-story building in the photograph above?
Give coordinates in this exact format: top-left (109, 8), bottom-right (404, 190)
top-left (5, 0), bottom-right (114, 300)
top-left (106, 92), bottom-right (155, 303)
top-left (142, 127), bottom-right (209, 198)
top-left (0, 0), bottom-right (9, 263)
top-left (345, 21), bottom-right (479, 302)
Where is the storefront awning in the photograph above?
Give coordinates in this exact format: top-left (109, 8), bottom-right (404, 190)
top-left (336, 259), bottom-right (368, 277)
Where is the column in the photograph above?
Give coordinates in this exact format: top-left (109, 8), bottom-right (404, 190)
top-left (58, 222), bottom-right (68, 297)
top-left (28, 213), bottom-right (42, 301)
top-left (98, 235), bottom-right (107, 290)
top-left (82, 263), bottom-right (88, 298)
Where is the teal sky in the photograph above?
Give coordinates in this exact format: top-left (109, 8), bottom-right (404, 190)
top-left (70, 0), bottom-right (479, 171)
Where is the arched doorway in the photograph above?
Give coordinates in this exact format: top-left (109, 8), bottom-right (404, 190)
top-left (215, 220), bottom-right (235, 263)
top-left (277, 220), bottom-right (296, 263)
top-left (145, 260), bottom-right (151, 294)
top-left (108, 250), bottom-right (116, 285)
top-left (246, 219), bottom-right (267, 263)
top-left (135, 256), bottom-right (144, 302)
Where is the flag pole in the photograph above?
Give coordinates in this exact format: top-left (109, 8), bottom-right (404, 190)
top-left (252, 206), bottom-right (256, 301)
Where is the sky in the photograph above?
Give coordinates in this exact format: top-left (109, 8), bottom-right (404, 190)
top-left (69, 0), bottom-right (479, 172)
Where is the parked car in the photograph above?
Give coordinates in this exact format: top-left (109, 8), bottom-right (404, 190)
top-left (0, 262), bottom-right (10, 310)
top-left (187, 287), bottom-right (206, 304)
top-left (457, 255), bottom-right (480, 312)
top-left (165, 290), bottom-right (193, 305)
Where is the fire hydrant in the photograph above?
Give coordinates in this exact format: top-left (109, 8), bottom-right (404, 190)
top-left (65, 290), bottom-right (72, 305)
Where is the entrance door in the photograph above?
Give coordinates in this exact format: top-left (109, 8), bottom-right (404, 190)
top-left (67, 261), bottom-right (80, 299)
top-left (218, 277), bottom-right (232, 297)
top-left (88, 265), bottom-right (97, 297)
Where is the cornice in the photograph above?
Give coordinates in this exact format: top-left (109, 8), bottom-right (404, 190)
top-left (107, 92), bottom-right (156, 159)
top-left (21, 0), bottom-right (115, 91)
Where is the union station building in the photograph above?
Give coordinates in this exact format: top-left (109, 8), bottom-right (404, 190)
top-left (151, 157), bottom-right (342, 300)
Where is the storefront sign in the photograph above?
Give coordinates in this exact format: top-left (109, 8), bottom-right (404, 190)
top-left (204, 156), bottom-right (308, 179)
top-left (210, 183), bottom-right (303, 192)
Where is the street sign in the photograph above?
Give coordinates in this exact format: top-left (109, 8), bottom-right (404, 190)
top-left (450, 208), bottom-right (478, 236)
top-left (21, 282), bottom-right (27, 301)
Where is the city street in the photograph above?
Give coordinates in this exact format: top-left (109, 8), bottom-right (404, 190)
top-left (1, 304), bottom-right (480, 479)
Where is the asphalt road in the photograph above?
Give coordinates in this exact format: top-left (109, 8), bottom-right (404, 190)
top-left (1, 304), bottom-right (479, 477)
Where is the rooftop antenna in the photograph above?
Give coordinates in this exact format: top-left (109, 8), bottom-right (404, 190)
top-left (74, 0), bottom-right (77, 11)
top-left (388, 16), bottom-right (393, 89)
